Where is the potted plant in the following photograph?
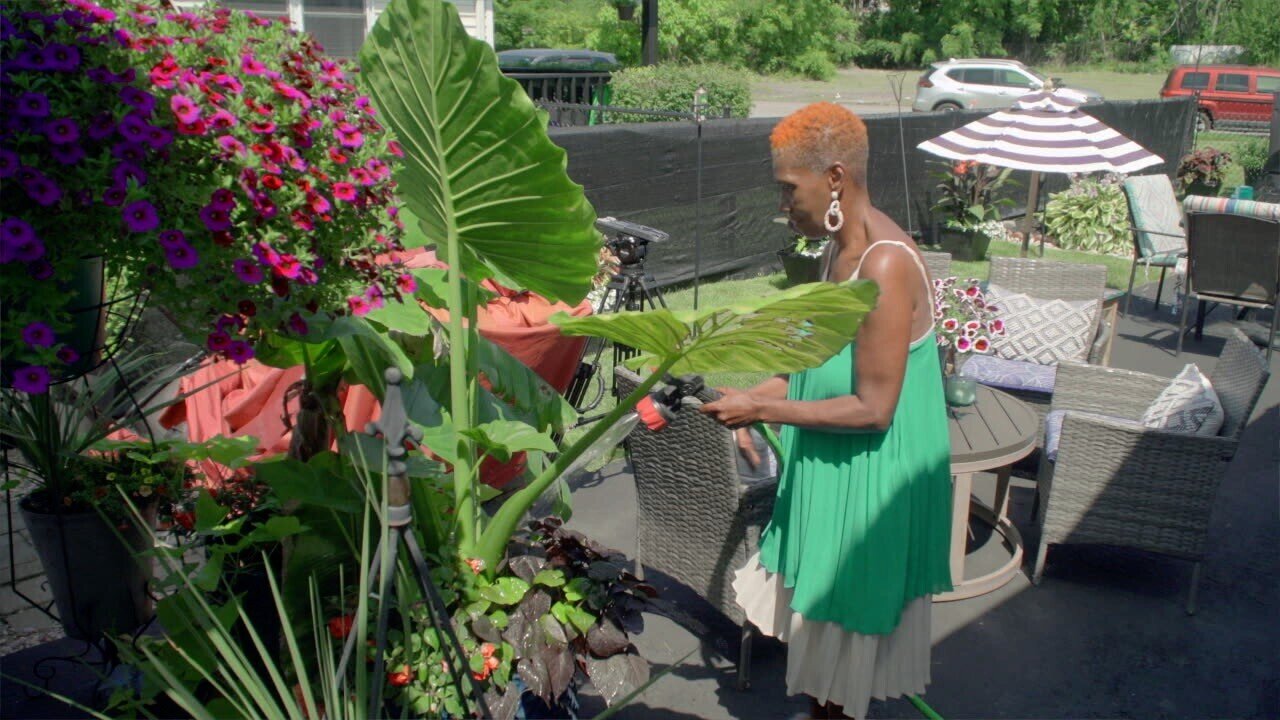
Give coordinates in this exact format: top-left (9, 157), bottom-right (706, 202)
top-left (776, 234), bottom-right (828, 285)
top-left (612, 0), bottom-right (639, 21)
top-left (1042, 173), bottom-right (1130, 255)
top-left (929, 160), bottom-right (1016, 261)
top-left (0, 351), bottom-right (194, 641)
top-left (1234, 137), bottom-right (1269, 189)
top-left (932, 275), bottom-right (1005, 376)
top-left (1176, 147), bottom-right (1233, 197)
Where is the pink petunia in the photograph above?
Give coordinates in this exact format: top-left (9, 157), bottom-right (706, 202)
top-left (332, 182), bottom-right (356, 202)
top-left (334, 122), bottom-right (362, 148)
top-left (170, 94), bottom-right (200, 124)
top-left (364, 285), bottom-right (385, 310)
top-left (272, 254), bottom-right (301, 279)
top-left (955, 337), bottom-right (973, 353)
top-left (347, 295), bottom-right (371, 316)
top-left (241, 54), bottom-right (267, 76)
top-left (941, 318), bottom-right (959, 331)
top-left (972, 337), bottom-right (991, 353)
top-left (397, 273), bottom-right (417, 295)
top-left (988, 319), bottom-right (1005, 335)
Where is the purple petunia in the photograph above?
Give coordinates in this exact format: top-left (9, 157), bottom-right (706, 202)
top-left (206, 331), bottom-right (231, 352)
top-left (118, 113), bottom-right (152, 143)
top-left (111, 163), bottom-right (147, 187)
top-left (252, 242), bottom-right (280, 266)
top-left (56, 346), bottom-right (80, 365)
top-left (16, 92), bottom-right (49, 118)
top-left (0, 149), bottom-right (17, 178)
top-left (44, 118), bottom-right (79, 144)
top-left (111, 141), bottom-right (146, 164)
top-left (50, 143), bottom-right (85, 165)
top-left (119, 86), bottom-right (155, 114)
top-left (226, 341), bottom-right (255, 364)
top-left (158, 229), bottom-right (186, 247)
top-left (122, 200), bottom-right (159, 233)
top-left (43, 44), bottom-right (81, 71)
top-left (102, 184), bottom-right (127, 207)
top-left (28, 260), bottom-right (54, 280)
top-left (232, 259), bottom-right (263, 284)
top-left (13, 366), bottom-right (50, 394)
top-left (87, 112), bottom-right (116, 140)
top-left (22, 322), bottom-right (56, 348)
top-left (24, 175), bottom-right (62, 207)
top-left (164, 242), bottom-right (199, 270)
top-left (209, 188), bottom-right (236, 209)
top-left (287, 313), bottom-right (308, 336)
top-left (199, 205), bottom-right (232, 232)
top-left (144, 126), bottom-right (173, 150)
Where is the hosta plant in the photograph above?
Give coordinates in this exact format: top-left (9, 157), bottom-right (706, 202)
top-left (1043, 173), bottom-right (1130, 255)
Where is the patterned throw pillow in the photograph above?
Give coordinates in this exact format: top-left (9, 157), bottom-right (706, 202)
top-left (986, 284), bottom-right (1100, 366)
top-left (1141, 364), bottom-right (1225, 436)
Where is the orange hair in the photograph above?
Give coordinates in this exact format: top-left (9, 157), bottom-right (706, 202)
top-left (770, 102), bottom-right (868, 183)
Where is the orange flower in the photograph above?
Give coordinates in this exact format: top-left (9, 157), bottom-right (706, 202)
top-left (327, 614), bottom-right (355, 639)
top-left (387, 664), bottom-right (413, 687)
top-left (465, 557), bottom-right (485, 575)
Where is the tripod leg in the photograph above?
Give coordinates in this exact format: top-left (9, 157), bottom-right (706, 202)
top-left (401, 529), bottom-right (493, 719)
top-left (333, 540), bottom-right (386, 683)
top-left (367, 530), bottom-right (401, 720)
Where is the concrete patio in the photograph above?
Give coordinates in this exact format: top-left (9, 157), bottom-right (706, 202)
top-left (3, 281), bottom-right (1278, 719)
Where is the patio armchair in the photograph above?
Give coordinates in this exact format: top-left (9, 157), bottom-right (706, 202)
top-left (614, 367), bottom-right (778, 690)
top-left (1177, 209), bottom-right (1280, 365)
top-left (1122, 174), bottom-right (1188, 316)
top-left (958, 257), bottom-right (1111, 439)
top-left (920, 249), bottom-right (952, 281)
top-left (1032, 329), bottom-right (1270, 613)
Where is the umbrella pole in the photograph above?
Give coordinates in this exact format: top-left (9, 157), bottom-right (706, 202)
top-left (1020, 171), bottom-right (1041, 258)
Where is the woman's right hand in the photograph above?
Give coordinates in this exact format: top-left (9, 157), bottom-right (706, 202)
top-left (734, 427), bottom-right (761, 470)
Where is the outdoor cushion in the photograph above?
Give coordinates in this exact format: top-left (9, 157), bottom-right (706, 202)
top-left (958, 353), bottom-right (1056, 394)
top-left (986, 283), bottom-right (1101, 366)
top-left (1124, 175), bottom-right (1187, 258)
top-left (1043, 409), bottom-right (1145, 462)
top-left (1141, 363), bottom-right (1226, 436)
top-left (1182, 195), bottom-right (1280, 222)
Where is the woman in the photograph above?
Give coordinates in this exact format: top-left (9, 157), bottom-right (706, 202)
top-left (700, 103), bottom-right (953, 719)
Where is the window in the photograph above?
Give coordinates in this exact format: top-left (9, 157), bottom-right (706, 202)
top-left (963, 68), bottom-right (996, 86)
top-left (1215, 73), bottom-right (1250, 92)
top-left (1181, 72), bottom-right (1210, 90)
top-left (997, 69), bottom-right (1037, 88)
top-left (220, 0), bottom-right (441, 57)
top-left (1258, 76), bottom-right (1280, 94)
top-left (945, 68), bottom-right (966, 83)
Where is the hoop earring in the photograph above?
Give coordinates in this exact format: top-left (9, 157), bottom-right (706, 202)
top-left (824, 191), bottom-right (844, 233)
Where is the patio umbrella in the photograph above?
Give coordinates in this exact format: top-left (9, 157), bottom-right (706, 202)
top-left (917, 87), bottom-right (1164, 256)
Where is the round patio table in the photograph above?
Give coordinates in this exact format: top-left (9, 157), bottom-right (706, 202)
top-left (936, 384), bottom-right (1037, 602)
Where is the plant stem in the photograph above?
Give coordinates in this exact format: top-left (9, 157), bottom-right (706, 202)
top-left (445, 234), bottom-right (478, 556)
top-left (473, 354), bottom-right (680, 571)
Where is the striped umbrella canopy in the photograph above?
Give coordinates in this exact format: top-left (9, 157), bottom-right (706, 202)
top-left (917, 88), bottom-right (1164, 254)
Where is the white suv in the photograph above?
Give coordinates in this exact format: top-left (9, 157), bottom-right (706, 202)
top-left (912, 58), bottom-right (1102, 112)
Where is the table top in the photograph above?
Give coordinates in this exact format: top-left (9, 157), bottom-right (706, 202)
top-left (948, 385), bottom-right (1037, 474)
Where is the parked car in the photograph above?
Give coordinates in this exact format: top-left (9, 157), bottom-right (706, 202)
top-left (1159, 65), bottom-right (1280, 132)
top-left (912, 58), bottom-right (1103, 112)
top-left (496, 48), bottom-right (619, 73)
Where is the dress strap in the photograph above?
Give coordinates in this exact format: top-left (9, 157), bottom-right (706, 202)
top-left (850, 240), bottom-right (936, 347)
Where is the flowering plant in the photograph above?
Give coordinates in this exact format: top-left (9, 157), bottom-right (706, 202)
top-left (1, 1), bottom-right (407, 393)
top-left (1176, 147), bottom-right (1232, 192)
top-left (930, 159), bottom-right (1016, 231)
top-left (1, 1), bottom-right (163, 392)
top-left (933, 276), bottom-right (1005, 355)
top-left (106, 2), bottom-right (407, 363)
top-left (789, 234), bottom-right (829, 258)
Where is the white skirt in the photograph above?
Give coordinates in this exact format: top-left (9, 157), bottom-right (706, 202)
top-left (732, 553), bottom-right (933, 719)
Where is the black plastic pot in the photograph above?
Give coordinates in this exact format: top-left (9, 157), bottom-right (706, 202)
top-left (20, 493), bottom-right (154, 641)
top-left (935, 226), bottom-right (990, 262)
top-left (777, 248), bottom-right (822, 285)
top-left (1184, 178), bottom-right (1221, 198)
top-left (616, 3), bottom-right (635, 20)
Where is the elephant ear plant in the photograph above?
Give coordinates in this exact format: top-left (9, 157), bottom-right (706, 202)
top-left (357, 0), bottom-right (879, 575)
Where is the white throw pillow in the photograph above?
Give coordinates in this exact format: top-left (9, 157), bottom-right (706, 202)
top-left (986, 284), bottom-right (1100, 366)
top-left (1141, 364), bottom-right (1225, 436)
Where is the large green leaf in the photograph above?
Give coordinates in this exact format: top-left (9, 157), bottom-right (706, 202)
top-left (475, 337), bottom-right (578, 432)
top-left (461, 420), bottom-right (557, 463)
top-left (550, 280), bottom-right (879, 375)
top-left (359, 0), bottom-right (600, 304)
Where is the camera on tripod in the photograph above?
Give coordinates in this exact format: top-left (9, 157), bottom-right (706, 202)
top-left (597, 217), bottom-right (668, 266)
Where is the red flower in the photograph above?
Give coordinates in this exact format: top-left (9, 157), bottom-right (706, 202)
top-left (386, 665), bottom-right (412, 687)
top-left (174, 511), bottom-right (195, 530)
top-left (326, 614), bottom-right (355, 639)
top-left (262, 175), bottom-right (283, 190)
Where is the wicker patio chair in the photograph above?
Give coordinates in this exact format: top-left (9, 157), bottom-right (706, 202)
top-left (1032, 329), bottom-right (1270, 613)
top-left (920, 249), bottom-right (952, 282)
top-left (959, 257), bottom-right (1111, 442)
top-left (1122, 174), bottom-right (1187, 316)
top-left (614, 367), bottom-right (778, 689)
top-left (1177, 211), bottom-right (1279, 365)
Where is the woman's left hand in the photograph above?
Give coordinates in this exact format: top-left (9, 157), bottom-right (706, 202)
top-left (699, 390), bottom-right (761, 428)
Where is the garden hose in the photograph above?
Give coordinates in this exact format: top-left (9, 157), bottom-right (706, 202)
top-left (751, 422), bottom-right (946, 720)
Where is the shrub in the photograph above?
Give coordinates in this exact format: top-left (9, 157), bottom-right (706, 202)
top-left (606, 63), bottom-right (751, 123)
top-left (1042, 174), bottom-right (1131, 256)
top-left (791, 48), bottom-right (837, 81)
top-left (850, 39), bottom-right (901, 69)
top-left (1234, 137), bottom-right (1270, 186)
